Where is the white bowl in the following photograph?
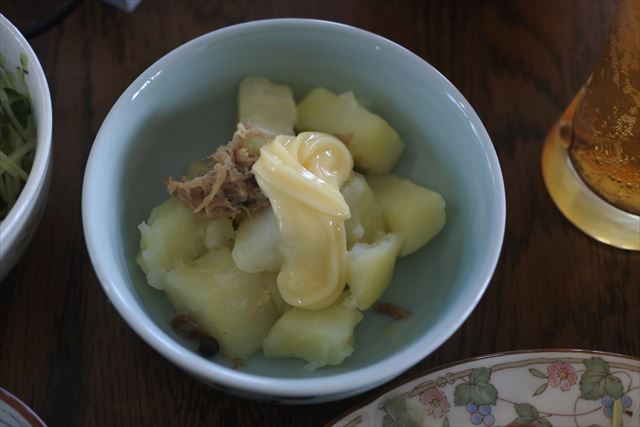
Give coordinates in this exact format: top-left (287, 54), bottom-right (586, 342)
top-left (83, 19), bottom-right (505, 403)
top-left (0, 14), bottom-right (53, 281)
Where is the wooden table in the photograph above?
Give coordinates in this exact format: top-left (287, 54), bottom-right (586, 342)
top-left (2, 0), bottom-right (638, 425)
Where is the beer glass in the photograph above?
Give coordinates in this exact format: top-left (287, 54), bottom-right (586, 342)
top-left (542, 0), bottom-right (639, 250)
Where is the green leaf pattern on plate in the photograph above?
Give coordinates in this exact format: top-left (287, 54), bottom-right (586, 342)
top-left (453, 368), bottom-right (498, 406)
top-left (580, 358), bottom-right (624, 400)
top-left (514, 402), bottom-right (552, 426)
top-left (529, 368), bottom-right (548, 379)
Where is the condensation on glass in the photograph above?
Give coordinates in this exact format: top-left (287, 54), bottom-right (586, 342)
top-left (541, 0), bottom-right (639, 250)
top-left (568, 0), bottom-right (639, 215)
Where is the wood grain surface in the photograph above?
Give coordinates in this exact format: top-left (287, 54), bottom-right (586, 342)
top-left (1, 1), bottom-right (638, 426)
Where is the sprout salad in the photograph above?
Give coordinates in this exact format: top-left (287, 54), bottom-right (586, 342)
top-left (0, 53), bottom-right (36, 220)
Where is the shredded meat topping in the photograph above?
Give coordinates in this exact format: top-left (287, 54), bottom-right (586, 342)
top-left (166, 123), bottom-right (273, 219)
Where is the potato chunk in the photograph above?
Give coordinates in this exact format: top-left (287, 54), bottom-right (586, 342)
top-left (136, 198), bottom-right (207, 289)
top-left (238, 77), bottom-right (297, 135)
top-left (232, 207), bottom-right (282, 273)
top-left (205, 217), bottom-right (234, 249)
top-left (165, 248), bottom-right (279, 360)
top-left (262, 294), bottom-right (363, 370)
top-left (185, 160), bottom-right (207, 178)
top-left (341, 173), bottom-right (385, 247)
top-left (296, 88), bottom-right (405, 174)
top-left (261, 272), bottom-right (291, 315)
top-left (367, 174), bottom-right (446, 256)
top-left (347, 233), bottom-right (402, 310)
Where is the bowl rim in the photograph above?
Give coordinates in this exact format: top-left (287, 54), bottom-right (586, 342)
top-left (0, 14), bottom-right (53, 259)
top-left (82, 18), bottom-right (506, 398)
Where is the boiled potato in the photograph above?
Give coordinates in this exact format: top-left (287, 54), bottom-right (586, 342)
top-left (341, 173), bottom-right (385, 247)
top-left (185, 160), bottom-right (207, 178)
top-left (232, 207), bottom-right (281, 273)
top-left (296, 88), bottom-right (405, 174)
top-left (238, 77), bottom-right (297, 135)
top-left (297, 88), bottom-right (357, 135)
top-left (347, 233), bottom-right (402, 310)
top-left (367, 174), bottom-right (446, 256)
top-left (261, 272), bottom-right (291, 315)
top-left (165, 248), bottom-right (279, 360)
top-left (262, 294), bottom-right (363, 370)
top-left (242, 130), bottom-right (274, 157)
top-left (136, 198), bottom-right (208, 289)
top-left (205, 217), bottom-right (234, 249)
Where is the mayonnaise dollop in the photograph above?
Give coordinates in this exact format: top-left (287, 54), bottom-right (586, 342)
top-left (252, 132), bottom-right (353, 309)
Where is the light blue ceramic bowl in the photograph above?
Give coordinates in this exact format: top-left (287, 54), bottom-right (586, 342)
top-left (82, 19), bottom-right (505, 403)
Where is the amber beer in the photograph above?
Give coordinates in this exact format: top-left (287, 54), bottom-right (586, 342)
top-left (541, 0), bottom-right (639, 250)
top-left (567, 0), bottom-right (640, 215)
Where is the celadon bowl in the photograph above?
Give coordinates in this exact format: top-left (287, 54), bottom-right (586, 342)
top-left (82, 19), bottom-right (505, 403)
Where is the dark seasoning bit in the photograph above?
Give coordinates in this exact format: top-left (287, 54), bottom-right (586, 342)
top-left (373, 302), bottom-right (412, 319)
top-left (231, 358), bottom-right (245, 369)
top-left (170, 314), bottom-right (204, 339)
top-left (170, 315), bottom-right (220, 358)
top-left (198, 336), bottom-right (220, 358)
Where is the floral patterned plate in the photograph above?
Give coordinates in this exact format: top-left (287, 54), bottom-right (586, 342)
top-left (0, 388), bottom-right (46, 427)
top-left (329, 350), bottom-right (639, 427)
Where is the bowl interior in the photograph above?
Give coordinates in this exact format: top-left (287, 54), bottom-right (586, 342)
top-left (88, 21), bottom-right (503, 383)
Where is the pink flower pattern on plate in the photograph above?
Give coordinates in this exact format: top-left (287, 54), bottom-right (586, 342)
top-left (419, 388), bottom-right (450, 418)
top-left (547, 361), bottom-right (578, 391)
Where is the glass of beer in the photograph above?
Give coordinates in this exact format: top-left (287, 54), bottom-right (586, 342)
top-left (542, 0), bottom-right (639, 250)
